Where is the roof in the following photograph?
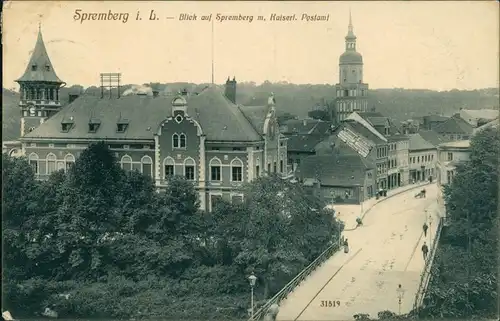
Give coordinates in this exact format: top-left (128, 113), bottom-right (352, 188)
top-left (282, 119), bottom-right (329, 135)
top-left (339, 50), bottom-right (363, 64)
top-left (16, 29), bottom-right (64, 83)
top-left (345, 112), bottom-right (387, 142)
top-left (287, 134), bottom-right (325, 152)
top-left (417, 130), bottom-right (450, 146)
top-left (473, 118), bottom-right (499, 135)
top-left (344, 120), bottom-right (386, 144)
top-left (434, 116), bottom-right (474, 135)
top-left (408, 133), bottom-right (436, 151)
top-left (423, 115), bottom-right (449, 122)
top-left (460, 109), bottom-right (499, 121)
top-left (298, 154), bottom-right (371, 186)
top-left (23, 85), bottom-right (265, 142)
top-left (439, 140), bottom-right (470, 149)
top-left (238, 105), bottom-right (268, 135)
top-left (387, 134), bottom-right (409, 142)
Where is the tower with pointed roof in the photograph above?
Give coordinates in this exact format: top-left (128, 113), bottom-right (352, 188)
top-left (16, 25), bottom-right (65, 137)
top-left (333, 11), bottom-right (369, 123)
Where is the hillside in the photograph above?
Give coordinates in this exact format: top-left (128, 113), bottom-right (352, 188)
top-left (2, 84), bottom-right (499, 141)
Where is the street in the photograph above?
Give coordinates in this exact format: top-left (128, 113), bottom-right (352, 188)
top-left (277, 184), bottom-right (442, 321)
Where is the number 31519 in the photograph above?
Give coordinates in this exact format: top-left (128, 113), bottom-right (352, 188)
top-left (320, 300), bottom-right (340, 307)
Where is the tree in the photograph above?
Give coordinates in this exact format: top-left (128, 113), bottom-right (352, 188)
top-left (211, 175), bottom-right (340, 298)
top-left (419, 127), bottom-right (499, 318)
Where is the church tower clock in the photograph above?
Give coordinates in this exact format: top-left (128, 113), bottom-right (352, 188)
top-left (16, 25), bottom-right (65, 137)
top-left (333, 12), bottom-right (369, 123)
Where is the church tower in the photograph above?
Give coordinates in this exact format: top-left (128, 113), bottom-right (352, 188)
top-left (16, 25), bottom-right (65, 137)
top-left (333, 12), bottom-right (369, 123)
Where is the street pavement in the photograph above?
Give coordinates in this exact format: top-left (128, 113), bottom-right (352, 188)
top-left (277, 183), bottom-right (443, 321)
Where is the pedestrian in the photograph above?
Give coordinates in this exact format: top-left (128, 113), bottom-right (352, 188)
top-left (422, 222), bottom-right (428, 237)
top-left (421, 242), bottom-right (429, 260)
top-left (344, 238), bottom-right (349, 254)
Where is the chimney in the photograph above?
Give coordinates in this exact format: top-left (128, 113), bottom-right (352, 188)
top-left (69, 94), bottom-right (79, 104)
top-left (303, 119), bottom-right (307, 126)
top-left (224, 76), bottom-right (237, 104)
top-left (152, 90), bottom-right (159, 98)
top-left (181, 88), bottom-right (188, 97)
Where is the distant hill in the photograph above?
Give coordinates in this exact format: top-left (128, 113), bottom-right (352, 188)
top-left (3, 83), bottom-right (498, 141)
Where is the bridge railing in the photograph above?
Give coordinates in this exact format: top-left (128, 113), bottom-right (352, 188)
top-left (248, 240), bottom-right (340, 321)
top-left (413, 215), bottom-right (444, 313)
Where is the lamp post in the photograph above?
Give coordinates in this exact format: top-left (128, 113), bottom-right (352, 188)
top-left (248, 272), bottom-right (257, 320)
top-left (396, 284), bottom-right (405, 315)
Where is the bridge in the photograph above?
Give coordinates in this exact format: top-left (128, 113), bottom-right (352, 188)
top-left (252, 183), bottom-right (445, 321)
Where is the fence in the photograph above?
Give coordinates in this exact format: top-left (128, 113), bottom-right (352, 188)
top-left (412, 216), bottom-right (445, 313)
top-left (248, 241), bottom-right (341, 320)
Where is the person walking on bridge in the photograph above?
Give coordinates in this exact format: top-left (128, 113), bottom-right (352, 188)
top-left (421, 242), bottom-right (429, 260)
top-left (422, 222), bottom-right (429, 237)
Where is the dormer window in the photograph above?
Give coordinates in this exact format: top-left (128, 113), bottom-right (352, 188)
top-left (116, 119), bottom-right (129, 133)
top-left (31, 64), bottom-right (37, 71)
top-left (45, 65), bottom-right (50, 71)
top-left (61, 118), bottom-right (74, 133)
top-left (88, 120), bottom-right (101, 133)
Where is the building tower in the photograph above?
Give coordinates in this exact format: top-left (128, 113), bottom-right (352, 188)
top-left (333, 12), bottom-right (369, 123)
top-left (16, 25), bottom-right (65, 137)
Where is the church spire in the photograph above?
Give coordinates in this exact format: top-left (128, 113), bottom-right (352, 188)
top-left (345, 10), bottom-right (357, 51)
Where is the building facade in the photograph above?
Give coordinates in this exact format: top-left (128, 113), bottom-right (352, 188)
top-left (333, 13), bottom-right (369, 123)
top-left (387, 135), bottom-right (410, 188)
top-left (408, 134), bottom-right (437, 182)
top-left (436, 140), bottom-right (470, 186)
top-left (16, 29), bottom-right (289, 212)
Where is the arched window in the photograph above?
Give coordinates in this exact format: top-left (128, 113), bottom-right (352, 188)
top-left (209, 157), bottom-right (222, 181)
top-left (184, 158), bottom-right (196, 181)
top-left (65, 154), bottom-right (75, 172)
top-left (179, 133), bottom-right (186, 148)
top-left (172, 133), bottom-right (179, 148)
top-left (231, 158), bottom-right (243, 182)
top-left (46, 153), bottom-right (56, 175)
top-left (163, 157), bottom-right (175, 178)
top-left (121, 155), bottom-right (133, 171)
top-left (255, 157), bottom-right (260, 177)
top-left (141, 156), bottom-right (153, 177)
top-left (28, 153), bottom-right (39, 174)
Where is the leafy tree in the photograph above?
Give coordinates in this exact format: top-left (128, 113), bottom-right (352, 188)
top-left (419, 127), bottom-right (499, 318)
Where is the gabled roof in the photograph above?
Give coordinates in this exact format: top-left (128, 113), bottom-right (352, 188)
top-left (298, 154), bottom-right (371, 186)
top-left (16, 28), bottom-right (64, 83)
top-left (344, 120), bottom-right (386, 144)
top-left (408, 133), bottom-right (436, 151)
top-left (287, 134), bottom-right (325, 152)
top-left (23, 85), bottom-right (264, 142)
top-left (345, 112), bottom-right (388, 142)
top-left (434, 116), bottom-right (474, 135)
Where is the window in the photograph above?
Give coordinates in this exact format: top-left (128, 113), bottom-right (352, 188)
top-left (46, 153), bottom-right (56, 175)
top-left (231, 158), bottom-right (243, 182)
top-left (447, 153), bottom-right (453, 161)
top-left (256, 165), bottom-right (260, 177)
top-left (417, 156), bottom-right (420, 163)
top-left (88, 122), bottom-right (100, 133)
top-left (61, 123), bottom-right (73, 132)
top-left (45, 65), bottom-right (50, 71)
top-left (231, 194), bottom-right (244, 204)
top-left (116, 123), bottom-right (128, 133)
top-left (173, 134), bottom-right (179, 148)
top-left (184, 158), bottom-right (195, 180)
top-left (164, 157), bottom-right (175, 178)
top-left (31, 64), bottom-right (37, 71)
top-left (65, 154), bottom-right (75, 172)
top-left (233, 147), bottom-right (244, 151)
top-left (121, 155), bottom-right (133, 171)
top-left (141, 156), bottom-right (153, 177)
top-left (267, 163), bottom-right (271, 173)
top-left (29, 153), bottom-right (39, 174)
top-left (180, 134), bottom-right (186, 148)
top-left (273, 161), bottom-right (277, 173)
top-left (210, 158), bottom-right (222, 181)
top-left (280, 160), bottom-right (284, 173)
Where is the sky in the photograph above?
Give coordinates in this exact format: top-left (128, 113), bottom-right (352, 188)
top-left (3, 1), bottom-right (499, 91)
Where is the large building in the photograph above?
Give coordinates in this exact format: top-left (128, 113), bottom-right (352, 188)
top-left (14, 29), bottom-right (290, 212)
top-left (333, 13), bottom-right (369, 123)
top-left (436, 140), bottom-right (470, 185)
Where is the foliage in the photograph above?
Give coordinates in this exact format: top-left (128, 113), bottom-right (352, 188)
top-left (3, 145), bottom-right (338, 318)
top-left (418, 127), bottom-right (499, 318)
